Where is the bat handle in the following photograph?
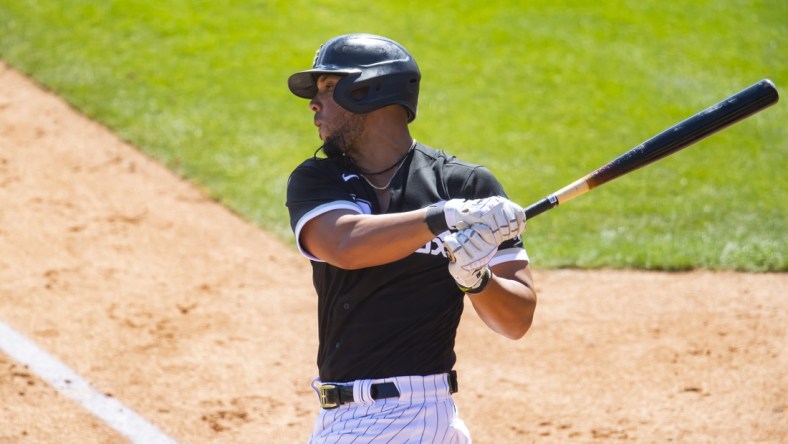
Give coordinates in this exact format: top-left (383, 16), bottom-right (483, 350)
top-left (524, 177), bottom-right (590, 219)
top-left (524, 196), bottom-right (558, 219)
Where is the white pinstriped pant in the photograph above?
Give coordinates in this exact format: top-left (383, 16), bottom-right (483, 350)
top-left (309, 373), bottom-right (471, 444)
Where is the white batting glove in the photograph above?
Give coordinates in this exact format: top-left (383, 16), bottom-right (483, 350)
top-left (443, 224), bottom-right (498, 293)
top-left (426, 196), bottom-right (525, 245)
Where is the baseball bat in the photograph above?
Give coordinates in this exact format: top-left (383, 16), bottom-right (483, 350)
top-left (524, 79), bottom-right (779, 220)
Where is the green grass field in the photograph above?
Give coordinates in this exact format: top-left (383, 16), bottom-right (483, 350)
top-left (1, 1), bottom-right (785, 271)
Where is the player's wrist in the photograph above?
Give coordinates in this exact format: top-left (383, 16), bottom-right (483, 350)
top-left (457, 267), bottom-right (492, 294)
top-left (425, 202), bottom-right (449, 235)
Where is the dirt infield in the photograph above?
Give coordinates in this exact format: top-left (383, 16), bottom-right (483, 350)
top-left (1, 62), bottom-right (785, 443)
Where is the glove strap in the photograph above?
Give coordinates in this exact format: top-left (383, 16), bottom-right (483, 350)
top-left (425, 202), bottom-right (449, 235)
top-left (458, 268), bottom-right (492, 294)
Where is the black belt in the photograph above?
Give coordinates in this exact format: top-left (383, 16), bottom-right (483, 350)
top-left (318, 371), bottom-right (458, 409)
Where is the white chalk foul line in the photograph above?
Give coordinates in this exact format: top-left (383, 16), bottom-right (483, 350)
top-left (0, 320), bottom-right (178, 444)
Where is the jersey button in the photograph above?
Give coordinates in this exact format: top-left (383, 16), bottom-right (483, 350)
top-left (343, 303), bottom-right (350, 310)
top-left (335, 342), bottom-right (341, 349)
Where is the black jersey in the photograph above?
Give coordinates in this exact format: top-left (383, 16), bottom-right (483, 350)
top-left (286, 142), bottom-right (528, 382)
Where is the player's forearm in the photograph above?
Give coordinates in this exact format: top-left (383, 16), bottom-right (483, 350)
top-left (468, 265), bottom-right (536, 340)
top-left (305, 209), bottom-right (435, 269)
top-left (336, 211), bottom-right (434, 268)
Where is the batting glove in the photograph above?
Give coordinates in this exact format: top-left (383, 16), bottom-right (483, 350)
top-left (443, 224), bottom-right (498, 293)
top-left (426, 196), bottom-right (526, 244)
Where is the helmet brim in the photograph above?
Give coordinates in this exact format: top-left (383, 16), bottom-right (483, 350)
top-left (287, 69), bottom-right (355, 99)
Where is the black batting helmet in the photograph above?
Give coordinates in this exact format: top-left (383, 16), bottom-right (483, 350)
top-left (288, 34), bottom-right (421, 122)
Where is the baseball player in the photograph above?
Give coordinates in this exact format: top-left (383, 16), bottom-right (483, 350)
top-left (286, 34), bottom-right (537, 443)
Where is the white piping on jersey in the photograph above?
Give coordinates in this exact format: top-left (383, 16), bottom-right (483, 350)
top-left (295, 200), bottom-right (363, 261)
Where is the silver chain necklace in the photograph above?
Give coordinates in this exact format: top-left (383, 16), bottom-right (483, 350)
top-left (360, 141), bottom-right (415, 191)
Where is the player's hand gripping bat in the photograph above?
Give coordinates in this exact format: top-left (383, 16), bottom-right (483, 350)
top-left (524, 79), bottom-right (779, 220)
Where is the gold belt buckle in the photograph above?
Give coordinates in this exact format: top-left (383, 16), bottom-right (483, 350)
top-left (318, 384), bottom-right (340, 409)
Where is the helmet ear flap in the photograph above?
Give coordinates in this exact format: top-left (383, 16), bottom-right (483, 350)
top-left (333, 71), bottom-right (365, 109)
top-left (343, 80), bottom-right (387, 103)
top-left (334, 71), bottom-right (418, 121)
top-left (348, 84), bottom-right (370, 101)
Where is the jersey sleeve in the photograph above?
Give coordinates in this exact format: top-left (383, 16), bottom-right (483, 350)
top-left (286, 159), bottom-right (364, 260)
